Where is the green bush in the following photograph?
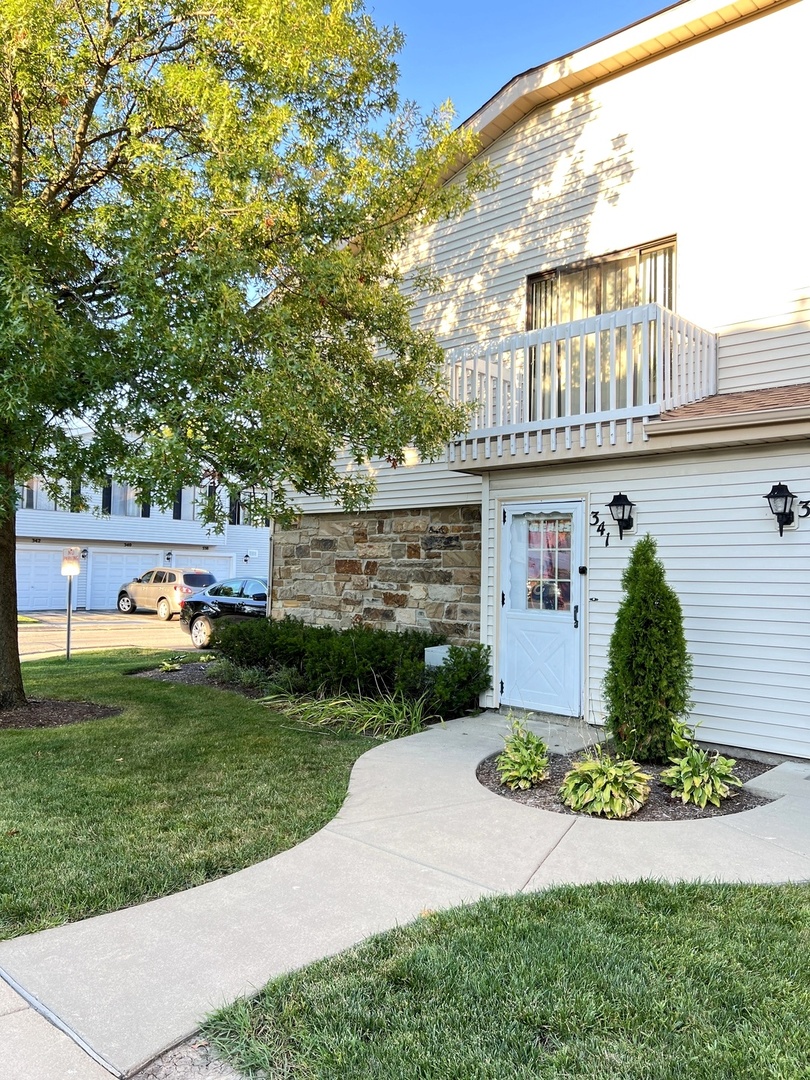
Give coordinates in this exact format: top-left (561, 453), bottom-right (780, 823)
top-left (496, 718), bottom-right (549, 790)
top-left (660, 747), bottom-right (742, 808)
top-left (603, 534), bottom-right (693, 762)
top-left (559, 751), bottom-right (651, 819)
top-left (424, 644), bottom-right (491, 720)
top-left (214, 618), bottom-right (489, 721)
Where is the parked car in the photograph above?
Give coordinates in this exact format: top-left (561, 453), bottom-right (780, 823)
top-left (117, 567), bottom-right (217, 620)
top-left (179, 577), bottom-right (269, 648)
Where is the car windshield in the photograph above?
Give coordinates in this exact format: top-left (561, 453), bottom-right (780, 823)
top-left (184, 573), bottom-right (216, 587)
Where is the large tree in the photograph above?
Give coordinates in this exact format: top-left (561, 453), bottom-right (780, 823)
top-left (0, 0), bottom-right (492, 707)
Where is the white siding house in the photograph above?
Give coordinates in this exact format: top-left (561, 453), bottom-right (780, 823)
top-left (15, 482), bottom-right (271, 612)
top-left (272, 0), bottom-right (810, 758)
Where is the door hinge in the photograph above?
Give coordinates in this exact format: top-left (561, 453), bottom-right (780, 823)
top-left (500, 679), bottom-right (504, 695)
top-left (501, 591), bottom-right (505, 607)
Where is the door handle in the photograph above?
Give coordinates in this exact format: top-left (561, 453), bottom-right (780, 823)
top-left (573, 604), bottom-right (579, 628)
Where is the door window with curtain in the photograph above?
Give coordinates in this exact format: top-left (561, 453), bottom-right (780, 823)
top-left (527, 239), bottom-right (675, 419)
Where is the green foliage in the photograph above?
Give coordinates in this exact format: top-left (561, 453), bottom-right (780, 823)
top-left (266, 690), bottom-right (438, 740)
top-left (495, 718), bottom-right (549, 790)
top-left (667, 717), bottom-right (696, 757)
top-left (422, 644), bottom-right (492, 721)
top-left (603, 535), bottom-right (694, 762)
top-left (214, 617), bottom-right (442, 690)
top-left (215, 618), bottom-right (490, 721)
top-left (660, 747), bottom-right (742, 808)
top-left (0, 0), bottom-right (496, 702)
top-left (559, 750), bottom-right (651, 819)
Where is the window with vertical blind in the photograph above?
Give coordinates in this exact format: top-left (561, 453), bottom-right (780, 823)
top-left (528, 239), bottom-right (675, 329)
top-left (525, 239), bottom-right (675, 419)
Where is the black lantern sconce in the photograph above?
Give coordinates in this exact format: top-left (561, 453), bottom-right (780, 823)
top-left (165, 551), bottom-right (173, 563)
top-left (243, 553), bottom-right (250, 564)
top-left (607, 492), bottom-right (635, 539)
top-left (763, 483), bottom-right (796, 537)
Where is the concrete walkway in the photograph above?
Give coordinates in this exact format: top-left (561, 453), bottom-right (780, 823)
top-left (2, 712), bottom-right (809, 1079)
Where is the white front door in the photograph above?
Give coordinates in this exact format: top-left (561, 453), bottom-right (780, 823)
top-left (499, 501), bottom-right (584, 716)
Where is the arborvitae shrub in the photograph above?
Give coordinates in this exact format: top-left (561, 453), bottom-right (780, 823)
top-left (603, 534), bottom-right (693, 762)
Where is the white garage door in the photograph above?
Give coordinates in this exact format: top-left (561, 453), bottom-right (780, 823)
top-left (17, 548), bottom-right (72, 611)
top-left (88, 551), bottom-right (161, 610)
top-left (195, 554), bottom-right (235, 581)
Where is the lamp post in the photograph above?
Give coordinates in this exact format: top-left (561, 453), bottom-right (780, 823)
top-left (61, 547), bottom-right (82, 660)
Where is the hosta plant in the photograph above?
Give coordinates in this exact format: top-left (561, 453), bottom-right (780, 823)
top-left (496, 719), bottom-right (550, 790)
top-left (660, 747), bottom-right (742, 808)
top-left (559, 751), bottom-right (651, 819)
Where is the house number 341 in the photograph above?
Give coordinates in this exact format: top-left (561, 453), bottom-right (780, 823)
top-left (590, 510), bottom-right (610, 546)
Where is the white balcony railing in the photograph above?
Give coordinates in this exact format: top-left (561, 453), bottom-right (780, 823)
top-left (445, 303), bottom-right (716, 463)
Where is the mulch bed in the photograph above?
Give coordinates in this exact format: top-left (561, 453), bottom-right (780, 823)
top-left (0, 699), bottom-right (121, 729)
top-left (476, 749), bottom-right (775, 822)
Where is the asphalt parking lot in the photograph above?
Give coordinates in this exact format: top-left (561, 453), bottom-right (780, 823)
top-left (17, 610), bottom-right (191, 661)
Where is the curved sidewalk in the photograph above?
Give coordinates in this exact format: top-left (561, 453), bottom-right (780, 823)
top-left (2, 712), bottom-right (810, 1078)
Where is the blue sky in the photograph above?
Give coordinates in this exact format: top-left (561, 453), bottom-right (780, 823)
top-left (368, 0), bottom-right (670, 121)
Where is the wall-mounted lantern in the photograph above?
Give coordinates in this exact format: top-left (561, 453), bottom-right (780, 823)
top-left (165, 551), bottom-right (173, 563)
top-left (243, 553), bottom-right (250, 564)
top-left (763, 483), bottom-right (796, 537)
top-left (606, 493), bottom-right (635, 539)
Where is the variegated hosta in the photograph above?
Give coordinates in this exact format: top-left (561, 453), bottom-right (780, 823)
top-left (660, 747), bottom-right (742, 808)
top-left (559, 752), bottom-right (651, 819)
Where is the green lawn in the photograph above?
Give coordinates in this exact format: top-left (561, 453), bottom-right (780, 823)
top-left (205, 881), bottom-right (810, 1079)
top-left (0, 651), bottom-right (374, 940)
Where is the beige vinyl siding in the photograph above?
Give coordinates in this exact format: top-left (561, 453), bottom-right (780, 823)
top-left (485, 444), bottom-right (810, 758)
top-left (717, 292), bottom-right (810, 393)
top-left (399, 0), bottom-right (808, 381)
top-left (291, 458), bottom-right (481, 515)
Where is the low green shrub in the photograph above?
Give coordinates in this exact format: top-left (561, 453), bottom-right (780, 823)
top-left (426, 644), bottom-right (491, 720)
top-left (496, 718), bottom-right (549, 790)
top-left (660, 747), bottom-right (742, 808)
top-left (213, 618), bottom-right (445, 698)
top-left (559, 750), bottom-right (651, 819)
top-left (213, 618), bottom-right (489, 721)
top-left (207, 657), bottom-right (275, 693)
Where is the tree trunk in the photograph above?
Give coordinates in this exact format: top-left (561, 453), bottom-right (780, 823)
top-left (0, 503), bottom-right (26, 710)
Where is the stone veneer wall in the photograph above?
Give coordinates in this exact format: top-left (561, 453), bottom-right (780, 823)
top-left (272, 506), bottom-right (481, 644)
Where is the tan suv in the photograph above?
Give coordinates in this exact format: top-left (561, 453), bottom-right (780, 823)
top-left (117, 567), bottom-right (217, 620)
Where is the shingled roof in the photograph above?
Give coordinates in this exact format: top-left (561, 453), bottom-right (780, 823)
top-left (659, 384), bottom-right (810, 424)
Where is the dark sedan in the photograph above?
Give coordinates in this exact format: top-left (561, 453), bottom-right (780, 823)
top-left (179, 576), bottom-right (269, 648)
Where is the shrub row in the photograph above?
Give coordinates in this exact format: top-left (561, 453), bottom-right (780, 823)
top-left (212, 617), bottom-right (491, 720)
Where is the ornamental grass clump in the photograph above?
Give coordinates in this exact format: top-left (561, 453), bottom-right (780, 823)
top-left (603, 534), bottom-right (693, 763)
top-left (660, 746), bottom-right (742, 808)
top-left (495, 718), bottom-right (550, 790)
top-left (559, 750), bottom-right (651, 819)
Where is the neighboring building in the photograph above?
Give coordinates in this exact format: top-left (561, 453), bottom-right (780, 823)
top-left (15, 479), bottom-right (271, 612)
top-left (272, 0), bottom-right (810, 759)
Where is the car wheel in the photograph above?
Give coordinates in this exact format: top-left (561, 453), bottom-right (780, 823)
top-left (157, 599), bottom-right (173, 622)
top-left (190, 615), bottom-right (212, 649)
top-left (117, 594), bottom-right (136, 614)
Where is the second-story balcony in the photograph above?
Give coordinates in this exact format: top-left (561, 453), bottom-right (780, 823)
top-left (445, 303), bottom-right (716, 468)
